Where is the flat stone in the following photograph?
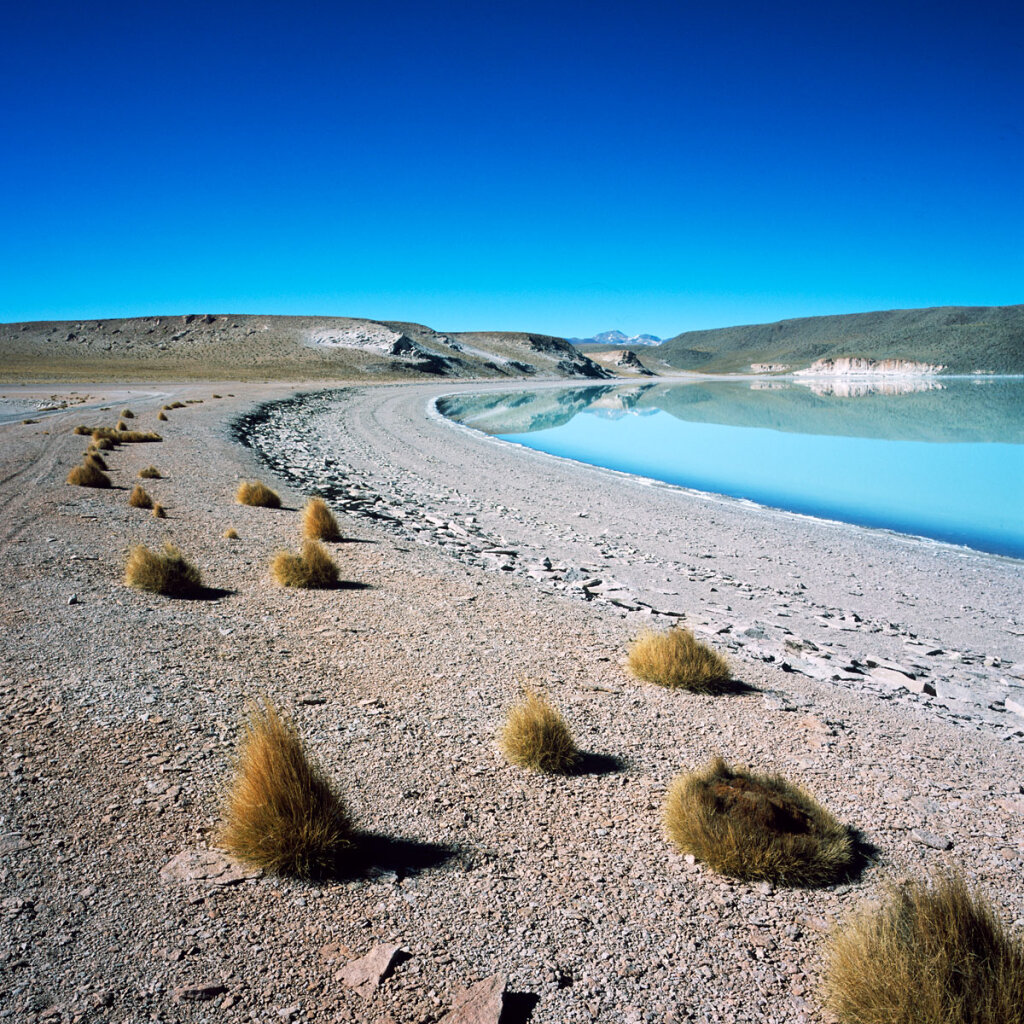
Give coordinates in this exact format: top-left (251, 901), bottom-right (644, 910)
top-left (172, 983), bottom-right (228, 1003)
top-left (1005, 697), bottom-right (1024, 718)
top-left (159, 849), bottom-right (261, 886)
top-left (911, 828), bottom-right (952, 850)
top-left (439, 974), bottom-right (507, 1024)
top-left (869, 666), bottom-right (918, 689)
top-left (0, 833), bottom-right (33, 856)
top-left (338, 943), bottom-right (403, 999)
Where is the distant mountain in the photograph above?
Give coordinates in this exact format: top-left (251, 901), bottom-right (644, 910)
top-left (643, 305), bottom-right (1024, 375)
top-left (570, 330), bottom-right (662, 346)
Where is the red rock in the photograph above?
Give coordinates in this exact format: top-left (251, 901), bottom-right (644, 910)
top-left (439, 974), bottom-right (507, 1024)
top-left (337, 943), bottom-right (403, 999)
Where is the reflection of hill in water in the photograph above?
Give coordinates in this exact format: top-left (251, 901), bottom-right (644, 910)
top-left (440, 381), bottom-right (1024, 444)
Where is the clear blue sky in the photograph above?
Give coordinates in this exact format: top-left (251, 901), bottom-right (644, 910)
top-left (2, 0), bottom-right (1021, 338)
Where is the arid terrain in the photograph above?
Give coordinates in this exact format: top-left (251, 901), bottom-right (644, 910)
top-left (1, 379), bottom-right (1022, 1024)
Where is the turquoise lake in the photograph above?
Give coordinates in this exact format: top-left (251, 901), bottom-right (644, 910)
top-left (438, 378), bottom-right (1024, 559)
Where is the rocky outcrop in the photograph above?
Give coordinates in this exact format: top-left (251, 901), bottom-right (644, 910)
top-left (796, 357), bottom-right (945, 376)
top-left (612, 349), bottom-right (655, 375)
top-left (750, 363), bottom-right (790, 373)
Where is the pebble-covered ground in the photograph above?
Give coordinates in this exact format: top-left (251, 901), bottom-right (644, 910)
top-left (1, 382), bottom-right (1022, 1024)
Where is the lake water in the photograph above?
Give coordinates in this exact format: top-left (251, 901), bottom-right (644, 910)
top-left (438, 378), bottom-right (1024, 559)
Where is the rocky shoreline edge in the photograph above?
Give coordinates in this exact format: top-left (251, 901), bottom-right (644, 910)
top-left (233, 385), bottom-right (1024, 744)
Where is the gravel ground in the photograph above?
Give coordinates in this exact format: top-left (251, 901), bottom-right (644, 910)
top-left (1, 381), bottom-right (1022, 1024)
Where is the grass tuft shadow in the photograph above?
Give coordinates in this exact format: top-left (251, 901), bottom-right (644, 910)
top-left (336, 832), bottom-right (459, 881)
top-left (569, 751), bottom-right (627, 776)
top-left (177, 586), bottom-right (235, 602)
top-left (501, 991), bottom-right (540, 1023)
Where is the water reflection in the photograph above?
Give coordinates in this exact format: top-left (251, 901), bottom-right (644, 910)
top-left (438, 379), bottom-right (1024, 558)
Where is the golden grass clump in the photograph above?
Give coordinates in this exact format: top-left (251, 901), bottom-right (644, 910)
top-left (138, 465), bottom-right (161, 478)
top-left (73, 425), bottom-right (92, 435)
top-left (825, 871), bottom-right (1024, 1024)
top-left (116, 419), bottom-right (128, 431)
top-left (116, 430), bottom-right (162, 443)
top-left (302, 497), bottom-right (342, 541)
top-left (152, 502), bottom-right (167, 519)
top-left (120, 408), bottom-right (134, 418)
top-left (500, 690), bottom-right (579, 773)
top-left (236, 480), bottom-right (281, 508)
top-left (84, 452), bottom-right (108, 471)
top-left (128, 485), bottom-right (153, 509)
top-left (663, 758), bottom-right (854, 886)
top-left (224, 527), bottom-right (239, 539)
top-left (90, 427), bottom-right (118, 441)
top-left (628, 627), bottom-right (731, 692)
top-left (270, 540), bottom-right (339, 588)
top-left (67, 462), bottom-right (112, 488)
top-left (212, 393), bottom-right (222, 398)
top-left (221, 703), bottom-right (351, 878)
top-left (95, 437), bottom-right (114, 450)
top-left (157, 410), bottom-right (167, 421)
top-left (168, 401), bottom-right (186, 409)
top-left (124, 543), bottom-right (202, 596)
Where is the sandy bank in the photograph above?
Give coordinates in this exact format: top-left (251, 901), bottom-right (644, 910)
top-left (1, 380), bottom-right (1021, 1024)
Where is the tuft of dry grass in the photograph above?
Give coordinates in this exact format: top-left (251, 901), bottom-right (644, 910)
top-left (138, 465), bottom-right (161, 479)
top-left (128, 485), bottom-right (153, 509)
top-left (124, 543), bottom-right (202, 596)
top-left (220, 703), bottom-right (352, 878)
top-left (116, 419), bottom-right (128, 431)
top-left (120, 408), bottom-right (134, 418)
top-left (500, 689), bottom-right (579, 773)
top-left (223, 527), bottom-right (239, 539)
top-left (84, 452), bottom-right (108, 471)
top-left (152, 502), bottom-right (166, 519)
top-left (663, 758), bottom-right (854, 886)
top-left (302, 497), bottom-right (342, 541)
top-left (212, 393), bottom-right (222, 399)
top-left (236, 480), bottom-right (281, 508)
top-left (157, 410), bottom-right (167, 421)
top-left (73, 425), bottom-right (92, 435)
top-left (95, 437), bottom-right (114, 450)
top-left (117, 429), bottom-right (161, 442)
top-left (628, 627), bottom-right (730, 692)
top-left (825, 870), bottom-right (1024, 1024)
top-left (270, 540), bottom-right (339, 588)
top-left (67, 462), bottom-right (111, 488)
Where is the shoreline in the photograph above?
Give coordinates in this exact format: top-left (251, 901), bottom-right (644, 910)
top-left (237, 381), bottom-right (1024, 742)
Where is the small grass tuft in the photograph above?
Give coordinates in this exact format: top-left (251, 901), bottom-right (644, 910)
top-left (84, 452), bottom-right (108, 471)
top-left (152, 502), bottom-right (167, 519)
top-left (95, 437), bottom-right (114, 450)
top-left (500, 689), bottom-right (579, 773)
top-left (138, 465), bottom-right (161, 479)
top-left (120, 408), bottom-right (134, 418)
top-left (116, 430), bottom-right (162, 443)
top-left (212, 393), bottom-right (222, 399)
top-left (128, 485), bottom-right (152, 509)
top-left (224, 526), bottom-right (239, 539)
top-left (236, 480), bottom-right (281, 508)
top-left (628, 627), bottom-right (730, 692)
top-left (825, 870), bottom-right (1024, 1024)
top-left (116, 419), bottom-right (128, 431)
top-left (302, 497), bottom-right (342, 541)
top-left (157, 410), bottom-right (168, 421)
top-left (124, 542), bottom-right (202, 596)
top-left (271, 540), bottom-right (339, 588)
top-left (220, 703), bottom-right (352, 878)
top-left (67, 462), bottom-right (111, 488)
top-left (663, 757), bottom-right (854, 885)
top-left (73, 425), bottom-right (92, 435)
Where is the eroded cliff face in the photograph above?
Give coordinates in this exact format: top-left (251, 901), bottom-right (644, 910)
top-left (796, 357), bottom-right (946, 376)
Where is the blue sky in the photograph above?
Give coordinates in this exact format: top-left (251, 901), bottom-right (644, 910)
top-left (2, 0), bottom-right (1021, 337)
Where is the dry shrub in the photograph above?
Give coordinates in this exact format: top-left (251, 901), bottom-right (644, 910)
top-left (220, 703), bottom-right (351, 877)
top-left (168, 401), bottom-right (186, 409)
top-left (663, 758), bottom-right (854, 885)
top-left (236, 480), bottom-right (281, 508)
top-left (124, 543), bottom-right (202, 596)
top-left (138, 465), bottom-right (161, 479)
top-left (84, 452), bottom-right (108, 471)
top-left (271, 540), bottom-right (339, 588)
top-left (152, 503), bottom-right (167, 519)
top-left (628, 627), bottom-right (730, 692)
top-left (116, 429), bottom-right (161, 443)
top-left (22, 418), bottom-right (38, 425)
top-left (120, 408), bottom-right (134, 418)
top-left (116, 419), bottom-right (128, 431)
top-left (128, 485), bottom-right (153, 509)
top-left (67, 462), bottom-right (111, 488)
top-left (500, 690), bottom-right (578, 773)
top-left (95, 437), bottom-right (114, 451)
top-left (212, 393), bottom-right (222, 399)
top-left (825, 871), bottom-right (1024, 1024)
top-left (73, 425), bottom-right (92, 435)
top-left (302, 497), bottom-right (342, 541)
top-left (90, 427), bottom-right (118, 441)
top-left (157, 410), bottom-right (167, 421)
top-left (224, 527), bottom-right (239, 539)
